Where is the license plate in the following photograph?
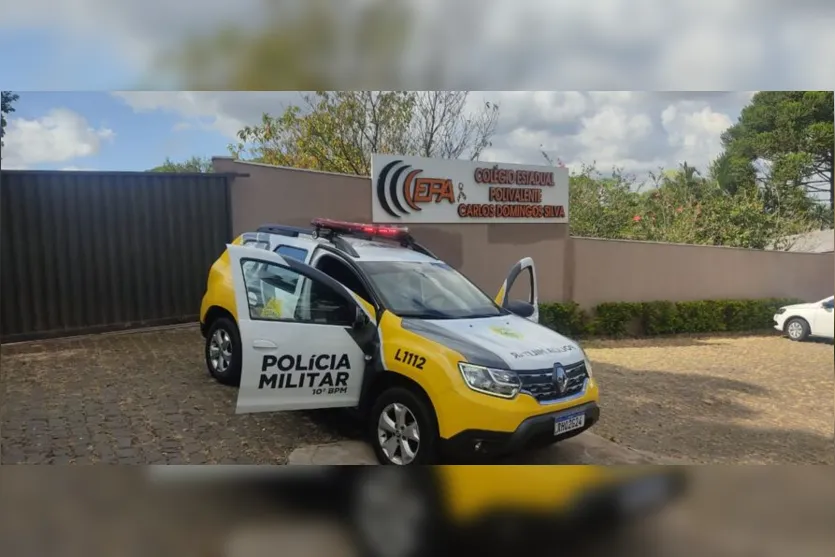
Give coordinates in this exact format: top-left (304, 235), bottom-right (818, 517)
top-left (554, 413), bottom-right (585, 435)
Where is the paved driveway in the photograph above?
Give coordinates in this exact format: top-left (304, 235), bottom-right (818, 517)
top-left (585, 334), bottom-right (834, 464)
top-left (1, 326), bottom-right (832, 464)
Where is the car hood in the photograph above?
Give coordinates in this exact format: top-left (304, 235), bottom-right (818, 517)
top-left (781, 302), bottom-right (820, 311)
top-left (400, 314), bottom-right (583, 371)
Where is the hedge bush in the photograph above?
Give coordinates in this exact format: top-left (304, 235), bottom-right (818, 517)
top-left (539, 297), bottom-right (803, 338)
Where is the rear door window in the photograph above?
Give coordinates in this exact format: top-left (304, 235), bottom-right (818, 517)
top-left (276, 245), bottom-right (309, 262)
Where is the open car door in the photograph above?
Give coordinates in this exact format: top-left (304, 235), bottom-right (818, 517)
top-left (227, 244), bottom-right (376, 414)
top-left (495, 257), bottom-right (539, 323)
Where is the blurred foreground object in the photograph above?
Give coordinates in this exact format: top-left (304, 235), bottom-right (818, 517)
top-left (161, 0), bottom-right (427, 90)
top-left (4, 466), bottom-right (835, 557)
top-left (148, 465), bottom-right (686, 557)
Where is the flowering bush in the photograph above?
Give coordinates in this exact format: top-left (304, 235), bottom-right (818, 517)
top-left (569, 163), bottom-right (818, 249)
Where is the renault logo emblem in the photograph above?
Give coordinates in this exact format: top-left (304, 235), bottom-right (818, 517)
top-left (553, 364), bottom-right (568, 394)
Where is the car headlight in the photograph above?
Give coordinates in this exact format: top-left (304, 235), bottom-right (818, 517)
top-left (776, 308), bottom-right (786, 315)
top-left (458, 363), bottom-right (521, 399)
top-left (581, 349), bottom-right (594, 379)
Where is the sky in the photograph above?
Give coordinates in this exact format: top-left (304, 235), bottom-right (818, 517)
top-left (1, 0), bottom-right (833, 176)
top-left (2, 91), bottom-right (757, 177)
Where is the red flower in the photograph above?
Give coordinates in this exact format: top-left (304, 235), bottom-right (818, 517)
top-left (676, 206), bottom-right (683, 213)
top-left (633, 215), bottom-right (642, 222)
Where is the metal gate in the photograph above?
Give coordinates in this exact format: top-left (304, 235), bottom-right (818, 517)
top-left (1, 170), bottom-right (234, 343)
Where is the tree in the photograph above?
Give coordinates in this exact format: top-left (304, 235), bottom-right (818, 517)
top-left (230, 91), bottom-right (499, 175)
top-left (716, 91), bottom-right (834, 211)
top-left (566, 164), bottom-right (642, 240)
top-left (1, 91), bottom-right (19, 151)
top-left (149, 156), bottom-right (213, 173)
top-left (555, 161), bottom-right (817, 250)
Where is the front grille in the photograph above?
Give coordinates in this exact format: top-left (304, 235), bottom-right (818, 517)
top-left (517, 360), bottom-right (588, 403)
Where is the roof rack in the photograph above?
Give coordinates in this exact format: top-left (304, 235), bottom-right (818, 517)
top-left (310, 218), bottom-right (438, 260)
top-left (254, 219), bottom-right (438, 260)
top-left (256, 224), bottom-right (314, 238)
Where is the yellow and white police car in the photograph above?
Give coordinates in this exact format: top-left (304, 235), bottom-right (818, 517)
top-left (199, 218), bottom-right (600, 464)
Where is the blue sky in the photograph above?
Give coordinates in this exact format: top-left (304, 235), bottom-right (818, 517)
top-left (0, 29), bottom-right (139, 91)
top-left (3, 91), bottom-right (235, 171)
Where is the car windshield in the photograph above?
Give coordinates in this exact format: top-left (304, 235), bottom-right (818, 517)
top-left (358, 260), bottom-right (506, 319)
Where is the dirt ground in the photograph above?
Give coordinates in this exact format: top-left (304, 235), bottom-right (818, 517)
top-left (1, 326), bottom-right (832, 464)
top-left (584, 334), bottom-right (834, 464)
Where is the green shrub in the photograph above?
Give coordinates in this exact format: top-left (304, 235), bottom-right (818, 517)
top-left (537, 302), bottom-right (588, 338)
top-left (538, 297), bottom-right (804, 338)
top-left (592, 302), bottom-right (642, 337)
top-left (640, 301), bottom-right (682, 335)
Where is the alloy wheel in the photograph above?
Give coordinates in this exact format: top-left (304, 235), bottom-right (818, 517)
top-left (377, 403), bottom-right (420, 465)
top-left (209, 328), bottom-right (233, 373)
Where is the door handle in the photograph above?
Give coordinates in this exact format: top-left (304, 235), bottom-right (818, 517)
top-left (252, 339), bottom-right (277, 349)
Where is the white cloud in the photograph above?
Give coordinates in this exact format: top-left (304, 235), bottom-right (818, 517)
top-left (103, 90), bottom-right (752, 180)
top-left (661, 102), bottom-right (734, 169)
top-left (112, 91), bottom-right (301, 139)
top-left (2, 109), bottom-right (114, 169)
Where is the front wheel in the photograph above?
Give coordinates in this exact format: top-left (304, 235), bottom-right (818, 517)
top-left (369, 387), bottom-right (439, 465)
top-left (205, 317), bottom-right (242, 386)
top-left (785, 317), bottom-right (810, 342)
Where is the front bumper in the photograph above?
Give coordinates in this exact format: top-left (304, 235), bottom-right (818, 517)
top-left (441, 402), bottom-right (600, 458)
top-left (773, 313), bottom-right (790, 332)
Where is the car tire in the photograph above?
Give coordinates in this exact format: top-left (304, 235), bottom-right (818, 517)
top-left (369, 386), bottom-right (439, 465)
top-left (785, 317), bottom-right (810, 342)
top-left (205, 317), bottom-right (242, 386)
top-left (347, 467), bottom-right (447, 557)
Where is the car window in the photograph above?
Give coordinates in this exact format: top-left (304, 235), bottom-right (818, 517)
top-left (240, 259), bottom-right (354, 326)
top-left (358, 260), bottom-right (504, 319)
top-left (276, 245), bottom-right (308, 262)
top-left (242, 240), bottom-right (270, 250)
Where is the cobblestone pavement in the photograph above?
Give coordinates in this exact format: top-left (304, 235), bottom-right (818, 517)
top-left (1, 327), bottom-right (832, 464)
top-left (1, 326), bottom-right (363, 464)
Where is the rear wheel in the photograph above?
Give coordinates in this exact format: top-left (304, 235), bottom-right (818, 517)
top-left (205, 317), bottom-right (242, 386)
top-left (785, 317), bottom-right (810, 341)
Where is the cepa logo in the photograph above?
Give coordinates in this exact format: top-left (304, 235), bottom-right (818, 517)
top-left (376, 160), bottom-right (456, 218)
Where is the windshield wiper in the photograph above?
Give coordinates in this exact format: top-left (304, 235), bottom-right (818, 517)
top-left (397, 309), bottom-right (455, 319)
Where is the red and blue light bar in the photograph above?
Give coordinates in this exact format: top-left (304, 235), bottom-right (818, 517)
top-left (311, 218), bottom-right (411, 241)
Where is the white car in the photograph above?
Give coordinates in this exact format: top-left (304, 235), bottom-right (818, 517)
top-left (774, 296), bottom-right (834, 341)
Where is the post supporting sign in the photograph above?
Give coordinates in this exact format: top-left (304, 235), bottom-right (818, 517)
top-left (371, 154), bottom-right (569, 224)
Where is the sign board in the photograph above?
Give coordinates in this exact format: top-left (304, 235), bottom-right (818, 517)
top-left (371, 154), bottom-right (569, 224)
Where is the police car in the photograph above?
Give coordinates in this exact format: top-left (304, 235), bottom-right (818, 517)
top-left (199, 218), bottom-right (600, 464)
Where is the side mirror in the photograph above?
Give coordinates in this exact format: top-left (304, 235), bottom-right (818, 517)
top-left (505, 299), bottom-right (536, 318)
top-left (352, 307), bottom-right (370, 330)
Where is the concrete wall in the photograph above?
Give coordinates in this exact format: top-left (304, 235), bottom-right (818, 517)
top-left (215, 157), bottom-right (834, 306)
top-left (571, 237), bottom-right (833, 308)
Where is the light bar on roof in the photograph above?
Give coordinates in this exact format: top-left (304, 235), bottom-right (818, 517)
top-left (310, 218), bottom-right (410, 240)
